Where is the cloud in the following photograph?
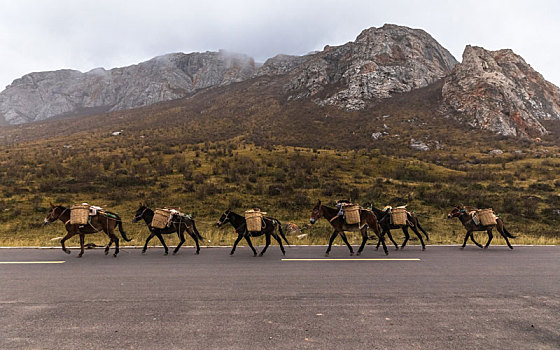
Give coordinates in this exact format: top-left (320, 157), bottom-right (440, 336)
top-left (0, 0), bottom-right (558, 89)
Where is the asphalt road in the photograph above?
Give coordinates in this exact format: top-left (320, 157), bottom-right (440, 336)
top-left (1, 245), bottom-right (559, 350)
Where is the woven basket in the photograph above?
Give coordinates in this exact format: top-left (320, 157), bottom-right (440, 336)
top-left (391, 208), bottom-right (407, 226)
top-left (477, 208), bottom-right (497, 226)
top-left (343, 205), bottom-right (361, 225)
top-left (151, 209), bottom-right (172, 229)
top-left (245, 210), bottom-right (265, 232)
top-left (70, 205), bottom-right (90, 225)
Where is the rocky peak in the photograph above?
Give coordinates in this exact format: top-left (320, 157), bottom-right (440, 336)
top-left (442, 45), bottom-right (560, 137)
top-left (0, 50), bottom-right (257, 125)
top-left (286, 24), bottom-right (458, 110)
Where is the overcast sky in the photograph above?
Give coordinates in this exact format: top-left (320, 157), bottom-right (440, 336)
top-left (1, 0), bottom-right (559, 89)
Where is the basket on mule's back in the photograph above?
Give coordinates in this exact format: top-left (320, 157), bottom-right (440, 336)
top-left (343, 204), bottom-right (361, 225)
top-left (151, 208), bottom-right (173, 229)
top-left (477, 208), bottom-right (497, 226)
top-left (391, 207), bottom-right (407, 226)
top-left (70, 204), bottom-right (90, 225)
top-left (245, 209), bottom-right (266, 232)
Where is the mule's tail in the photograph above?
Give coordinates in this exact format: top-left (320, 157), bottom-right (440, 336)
top-left (502, 225), bottom-right (516, 239)
top-left (115, 215), bottom-right (132, 242)
top-left (192, 220), bottom-right (204, 240)
top-left (275, 220), bottom-right (291, 246)
top-left (416, 220), bottom-right (430, 241)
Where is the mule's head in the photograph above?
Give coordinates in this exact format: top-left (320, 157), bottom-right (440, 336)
top-left (309, 200), bottom-right (322, 224)
top-left (43, 203), bottom-right (65, 225)
top-left (216, 209), bottom-right (231, 227)
top-left (133, 202), bottom-right (148, 223)
top-left (447, 206), bottom-right (464, 219)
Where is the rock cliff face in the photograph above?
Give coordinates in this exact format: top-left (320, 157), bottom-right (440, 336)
top-left (285, 24), bottom-right (458, 110)
top-left (442, 45), bottom-right (560, 137)
top-left (0, 50), bottom-right (257, 124)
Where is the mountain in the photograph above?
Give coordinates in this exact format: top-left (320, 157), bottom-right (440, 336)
top-left (441, 45), bottom-right (560, 138)
top-left (285, 24), bottom-right (458, 110)
top-left (0, 50), bottom-right (257, 124)
top-left (1, 24), bottom-right (559, 140)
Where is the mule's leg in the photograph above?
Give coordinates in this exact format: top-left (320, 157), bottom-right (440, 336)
top-left (410, 226), bottom-right (426, 251)
top-left (259, 233), bottom-right (271, 257)
top-left (154, 233), bottom-right (168, 255)
top-left (461, 231), bottom-right (470, 249)
top-left (244, 236), bottom-right (258, 257)
top-left (339, 232), bottom-right (354, 256)
top-left (325, 230), bottom-right (339, 257)
top-left (108, 232), bottom-right (119, 257)
top-left (401, 227), bottom-right (410, 249)
top-left (173, 229), bottom-right (186, 255)
top-left (379, 235), bottom-right (389, 255)
top-left (272, 233), bottom-right (286, 256)
top-left (357, 228), bottom-right (368, 256)
top-left (60, 231), bottom-right (77, 254)
top-left (142, 232), bottom-right (156, 254)
top-left (230, 235), bottom-right (243, 255)
top-left (498, 227), bottom-right (514, 249)
top-left (186, 228), bottom-right (200, 254)
top-left (104, 237), bottom-right (113, 255)
top-left (386, 229), bottom-right (399, 250)
top-left (470, 232), bottom-right (483, 248)
top-left (484, 229), bottom-right (493, 249)
top-left (78, 233), bottom-right (85, 258)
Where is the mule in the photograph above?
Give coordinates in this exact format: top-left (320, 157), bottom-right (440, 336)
top-left (309, 200), bottom-right (388, 256)
top-left (132, 203), bottom-right (203, 255)
top-left (370, 206), bottom-right (430, 251)
top-left (216, 209), bottom-right (290, 256)
top-left (44, 204), bottom-right (132, 257)
top-left (447, 206), bottom-right (516, 249)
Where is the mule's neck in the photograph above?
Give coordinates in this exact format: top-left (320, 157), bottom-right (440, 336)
top-left (228, 211), bottom-right (246, 230)
top-left (320, 205), bottom-right (339, 221)
top-left (457, 212), bottom-right (473, 225)
top-left (57, 207), bottom-right (71, 223)
top-left (371, 206), bottom-right (386, 220)
top-left (143, 208), bottom-right (155, 226)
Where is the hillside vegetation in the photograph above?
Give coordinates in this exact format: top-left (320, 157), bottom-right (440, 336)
top-left (1, 77), bottom-right (559, 248)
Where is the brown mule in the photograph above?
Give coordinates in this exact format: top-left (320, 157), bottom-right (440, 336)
top-left (44, 204), bottom-right (132, 257)
top-left (309, 200), bottom-right (388, 256)
top-left (447, 206), bottom-right (515, 249)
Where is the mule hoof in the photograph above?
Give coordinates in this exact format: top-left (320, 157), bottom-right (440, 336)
top-left (196, 251), bottom-right (200, 255)
top-left (77, 254), bottom-right (82, 258)
top-left (324, 253), bottom-right (329, 257)
top-left (395, 246), bottom-right (399, 251)
top-left (349, 252), bottom-right (354, 256)
top-left (422, 247), bottom-right (426, 251)
top-left (104, 251), bottom-right (109, 255)
top-left (253, 254), bottom-right (257, 257)
top-left (384, 251), bottom-right (389, 256)
top-left (64, 250), bottom-right (71, 255)
top-left (141, 250), bottom-right (147, 255)
top-left (460, 246), bottom-right (465, 250)
top-left (258, 253), bottom-right (264, 257)
top-left (113, 253), bottom-right (118, 258)
top-left (230, 252), bottom-right (234, 255)
top-left (509, 246), bottom-right (514, 250)
top-left (356, 252), bottom-right (361, 256)
top-left (164, 252), bottom-right (168, 256)
top-left (172, 251), bottom-right (178, 256)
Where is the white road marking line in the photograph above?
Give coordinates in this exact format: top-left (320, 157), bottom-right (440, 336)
top-left (0, 261), bottom-right (66, 264)
top-left (281, 258), bottom-right (421, 261)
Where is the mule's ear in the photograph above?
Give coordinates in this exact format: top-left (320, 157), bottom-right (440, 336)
top-left (317, 199), bottom-right (321, 205)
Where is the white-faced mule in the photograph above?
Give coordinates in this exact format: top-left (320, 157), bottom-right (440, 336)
top-left (216, 209), bottom-right (290, 257)
top-left (44, 203), bottom-right (132, 257)
top-left (447, 206), bottom-right (516, 249)
top-left (132, 203), bottom-right (203, 255)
